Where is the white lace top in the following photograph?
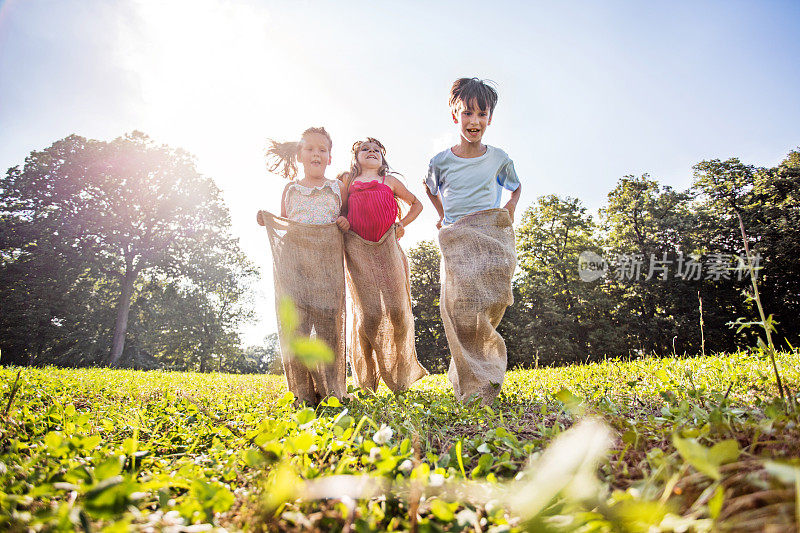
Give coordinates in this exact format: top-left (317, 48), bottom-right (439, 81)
top-left (284, 179), bottom-right (342, 224)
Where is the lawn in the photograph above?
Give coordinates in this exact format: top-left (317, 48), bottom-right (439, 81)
top-left (1, 350), bottom-right (799, 532)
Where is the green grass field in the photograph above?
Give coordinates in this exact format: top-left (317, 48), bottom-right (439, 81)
top-left (2, 350), bottom-right (799, 532)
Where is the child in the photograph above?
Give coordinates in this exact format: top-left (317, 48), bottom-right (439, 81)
top-left (339, 138), bottom-right (428, 392)
top-left (341, 138), bottom-right (421, 240)
top-left (424, 78), bottom-right (522, 405)
top-left (257, 126), bottom-right (349, 405)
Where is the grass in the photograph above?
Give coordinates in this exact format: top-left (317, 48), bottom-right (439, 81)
top-left (1, 349), bottom-right (799, 532)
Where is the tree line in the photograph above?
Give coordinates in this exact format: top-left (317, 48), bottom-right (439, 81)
top-left (2, 134), bottom-right (797, 372)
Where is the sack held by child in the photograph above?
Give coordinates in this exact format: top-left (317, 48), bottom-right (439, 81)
top-left (340, 137), bottom-right (428, 392)
top-left (259, 211), bottom-right (348, 404)
top-left (425, 78), bottom-right (522, 404)
top-left (438, 208), bottom-right (516, 404)
top-left (257, 126), bottom-right (349, 404)
top-left (344, 223), bottom-right (428, 393)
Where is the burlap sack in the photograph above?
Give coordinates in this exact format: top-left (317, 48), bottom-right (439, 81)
top-left (438, 208), bottom-right (516, 404)
top-left (258, 211), bottom-right (347, 404)
top-left (344, 224), bottom-right (429, 392)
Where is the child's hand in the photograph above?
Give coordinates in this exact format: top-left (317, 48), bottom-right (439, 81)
top-left (505, 205), bottom-right (515, 223)
top-left (436, 217), bottom-right (443, 230)
top-left (256, 210), bottom-right (266, 226)
top-left (395, 222), bottom-right (405, 239)
top-left (335, 216), bottom-right (350, 232)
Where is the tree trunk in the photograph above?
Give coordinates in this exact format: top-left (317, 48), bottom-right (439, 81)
top-left (108, 271), bottom-right (136, 366)
top-left (199, 347), bottom-right (211, 373)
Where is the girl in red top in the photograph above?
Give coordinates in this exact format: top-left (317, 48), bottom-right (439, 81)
top-left (340, 138), bottom-right (422, 240)
top-left (339, 138), bottom-right (429, 393)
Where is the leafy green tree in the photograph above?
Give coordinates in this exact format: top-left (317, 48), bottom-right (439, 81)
top-left (693, 152), bottom-right (800, 350)
top-left (407, 240), bottom-right (448, 373)
top-left (1, 133), bottom-right (257, 368)
top-left (1, 136), bottom-right (106, 365)
top-left (599, 175), bottom-right (712, 355)
top-left (237, 334), bottom-right (282, 374)
top-left (510, 195), bottom-right (614, 364)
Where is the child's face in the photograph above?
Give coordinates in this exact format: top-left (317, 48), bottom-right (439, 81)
top-left (297, 132), bottom-right (332, 178)
top-left (355, 141), bottom-right (384, 171)
top-left (452, 99), bottom-right (492, 144)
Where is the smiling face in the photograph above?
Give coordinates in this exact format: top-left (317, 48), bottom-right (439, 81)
top-left (296, 132), bottom-right (332, 179)
top-left (356, 141), bottom-right (384, 171)
top-left (452, 98), bottom-right (492, 145)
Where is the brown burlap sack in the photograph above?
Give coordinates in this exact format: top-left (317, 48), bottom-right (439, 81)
top-left (344, 224), bottom-right (429, 392)
top-left (438, 208), bottom-right (516, 404)
top-left (258, 210), bottom-right (347, 404)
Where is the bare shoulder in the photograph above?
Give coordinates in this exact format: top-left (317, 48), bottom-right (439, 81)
top-left (383, 174), bottom-right (406, 193)
top-left (384, 174), bottom-right (401, 187)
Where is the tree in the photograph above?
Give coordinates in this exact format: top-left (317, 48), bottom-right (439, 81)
top-left (237, 334), bottom-right (282, 374)
top-left (693, 153), bottom-right (800, 350)
top-left (1, 136), bottom-right (107, 365)
top-left (511, 195), bottom-right (615, 364)
top-left (1, 133), bottom-right (257, 368)
top-left (407, 241), bottom-right (448, 373)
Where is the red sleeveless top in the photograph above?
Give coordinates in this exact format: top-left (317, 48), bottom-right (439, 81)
top-left (347, 178), bottom-right (398, 242)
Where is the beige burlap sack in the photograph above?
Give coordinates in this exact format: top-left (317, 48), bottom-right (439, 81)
top-left (258, 211), bottom-right (347, 404)
top-left (438, 208), bottom-right (516, 404)
top-left (344, 224), bottom-right (429, 392)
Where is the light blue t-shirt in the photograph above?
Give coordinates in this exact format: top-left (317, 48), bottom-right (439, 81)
top-left (425, 145), bottom-right (520, 225)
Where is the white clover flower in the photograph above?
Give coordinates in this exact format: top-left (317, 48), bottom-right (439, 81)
top-left (398, 459), bottom-right (414, 473)
top-left (369, 447), bottom-right (382, 461)
top-left (373, 424), bottom-right (393, 445)
top-left (183, 524), bottom-right (213, 532)
top-left (162, 510), bottom-right (184, 525)
top-left (429, 473), bottom-right (445, 487)
top-left (340, 496), bottom-right (356, 511)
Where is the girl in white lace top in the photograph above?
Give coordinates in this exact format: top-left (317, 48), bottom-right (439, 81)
top-left (259, 126), bottom-right (350, 229)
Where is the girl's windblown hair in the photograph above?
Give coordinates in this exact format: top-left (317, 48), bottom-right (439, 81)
top-left (265, 126), bottom-right (332, 180)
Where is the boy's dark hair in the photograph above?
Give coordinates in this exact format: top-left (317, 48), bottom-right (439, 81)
top-left (449, 77), bottom-right (498, 115)
top-left (265, 126), bottom-right (332, 180)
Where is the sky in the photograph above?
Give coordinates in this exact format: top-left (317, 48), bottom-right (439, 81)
top-left (1, 0), bottom-right (799, 344)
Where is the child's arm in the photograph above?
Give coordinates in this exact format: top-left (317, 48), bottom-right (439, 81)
top-left (386, 176), bottom-right (422, 238)
top-left (335, 174), bottom-right (350, 232)
top-left (425, 187), bottom-right (445, 229)
top-left (503, 184), bottom-right (521, 223)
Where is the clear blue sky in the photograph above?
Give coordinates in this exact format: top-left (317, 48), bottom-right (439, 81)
top-left (2, 0), bottom-right (799, 342)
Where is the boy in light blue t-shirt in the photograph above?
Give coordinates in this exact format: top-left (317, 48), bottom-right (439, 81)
top-left (425, 78), bottom-right (521, 227)
top-left (423, 78), bottom-right (521, 405)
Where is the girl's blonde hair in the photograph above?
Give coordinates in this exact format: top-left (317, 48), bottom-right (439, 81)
top-left (265, 126), bottom-right (332, 180)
